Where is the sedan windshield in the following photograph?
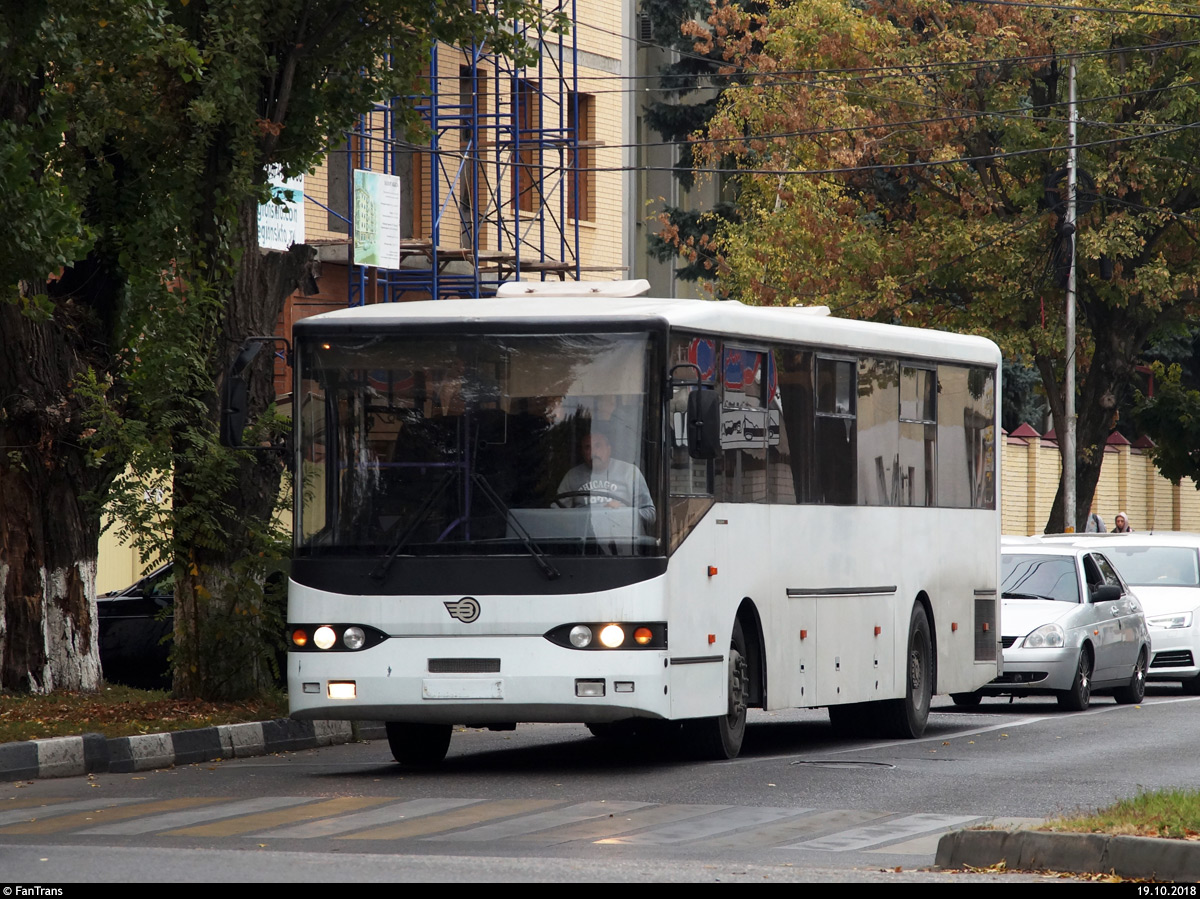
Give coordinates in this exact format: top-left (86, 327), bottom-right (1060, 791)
top-left (295, 331), bottom-right (662, 558)
top-left (1002, 554), bottom-right (1081, 603)
top-left (1101, 546), bottom-right (1200, 588)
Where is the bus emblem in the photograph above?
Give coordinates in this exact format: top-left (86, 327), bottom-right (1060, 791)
top-left (445, 597), bottom-right (481, 623)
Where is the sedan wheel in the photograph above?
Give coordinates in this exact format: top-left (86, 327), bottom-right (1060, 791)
top-left (1113, 648), bottom-right (1147, 705)
top-left (1057, 647), bottom-right (1092, 711)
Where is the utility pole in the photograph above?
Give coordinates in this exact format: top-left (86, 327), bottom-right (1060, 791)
top-left (1063, 58), bottom-right (1078, 532)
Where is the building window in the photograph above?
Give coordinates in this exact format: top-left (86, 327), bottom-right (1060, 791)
top-left (514, 79), bottom-right (542, 213)
top-left (568, 92), bottom-right (594, 221)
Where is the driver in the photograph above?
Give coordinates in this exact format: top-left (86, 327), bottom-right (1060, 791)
top-left (555, 428), bottom-right (655, 529)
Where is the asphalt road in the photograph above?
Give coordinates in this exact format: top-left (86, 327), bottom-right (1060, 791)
top-left (3, 687), bottom-right (1197, 883)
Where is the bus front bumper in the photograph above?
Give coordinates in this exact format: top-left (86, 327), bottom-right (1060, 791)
top-left (288, 634), bottom-right (671, 724)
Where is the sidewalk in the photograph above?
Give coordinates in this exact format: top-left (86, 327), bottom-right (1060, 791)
top-left (0, 718), bottom-right (386, 781)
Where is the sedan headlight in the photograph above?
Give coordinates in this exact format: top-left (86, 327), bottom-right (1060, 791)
top-left (1023, 623), bottom-right (1065, 648)
top-left (1149, 612), bottom-right (1193, 630)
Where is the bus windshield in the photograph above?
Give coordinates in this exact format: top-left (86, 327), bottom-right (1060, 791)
top-left (295, 331), bottom-right (663, 558)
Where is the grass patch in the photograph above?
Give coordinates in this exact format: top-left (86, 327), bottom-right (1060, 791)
top-left (0, 684), bottom-right (288, 743)
top-left (1047, 789), bottom-right (1200, 840)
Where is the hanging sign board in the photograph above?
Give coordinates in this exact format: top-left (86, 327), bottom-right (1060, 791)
top-left (353, 169), bottom-right (402, 268)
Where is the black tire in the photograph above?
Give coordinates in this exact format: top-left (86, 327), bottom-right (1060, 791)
top-left (1057, 647), bottom-right (1093, 711)
top-left (950, 691), bottom-right (983, 708)
top-left (1182, 674), bottom-right (1200, 695)
top-left (1113, 648), bottom-right (1147, 705)
top-left (881, 603), bottom-right (933, 738)
top-left (684, 620), bottom-right (749, 759)
top-left (385, 722), bottom-right (452, 766)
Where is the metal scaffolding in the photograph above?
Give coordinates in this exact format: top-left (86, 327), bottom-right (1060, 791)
top-left (343, 1), bottom-right (582, 305)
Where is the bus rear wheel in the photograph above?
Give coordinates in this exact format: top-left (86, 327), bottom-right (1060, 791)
top-left (882, 603), bottom-right (933, 738)
top-left (685, 620), bottom-right (749, 759)
top-left (385, 722), bottom-right (452, 766)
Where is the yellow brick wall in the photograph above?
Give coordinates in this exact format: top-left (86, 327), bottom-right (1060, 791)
top-left (1002, 435), bottom-right (1200, 535)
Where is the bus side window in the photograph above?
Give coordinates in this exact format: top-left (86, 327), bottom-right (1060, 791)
top-left (718, 346), bottom-right (768, 503)
top-left (856, 357), bottom-right (898, 506)
top-left (771, 346), bottom-right (810, 504)
top-left (814, 357), bottom-right (856, 504)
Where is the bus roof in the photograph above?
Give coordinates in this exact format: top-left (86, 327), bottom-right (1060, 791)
top-left (295, 295), bottom-right (1001, 367)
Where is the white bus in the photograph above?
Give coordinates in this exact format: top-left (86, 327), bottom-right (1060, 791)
top-left (278, 282), bottom-right (1001, 763)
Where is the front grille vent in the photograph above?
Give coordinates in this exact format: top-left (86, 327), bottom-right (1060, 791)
top-left (428, 658), bottom-right (501, 674)
top-left (1151, 650), bottom-right (1194, 669)
top-left (1001, 636), bottom-right (1018, 649)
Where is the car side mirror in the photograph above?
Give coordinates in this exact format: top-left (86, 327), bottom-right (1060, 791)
top-left (1090, 584), bottom-right (1122, 603)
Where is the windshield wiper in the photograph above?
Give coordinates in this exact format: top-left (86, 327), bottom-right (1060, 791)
top-left (470, 473), bottom-right (560, 581)
top-left (370, 473), bottom-right (455, 581)
top-left (1002, 591), bottom-right (1051, 600)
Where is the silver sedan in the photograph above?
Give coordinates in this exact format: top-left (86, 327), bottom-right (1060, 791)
top-left (954, 545), bottom-right (1150, 710)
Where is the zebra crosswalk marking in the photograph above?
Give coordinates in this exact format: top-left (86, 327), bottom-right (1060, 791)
top-left (520, 802), bottom-right (733, 844)
top-left (429, 800), bottom-right (651, 842)
top-left (697, 808), bottom-right (891, 851)
top-left (0, 798), bottom-right (120, 827)
top-left (0, 798), bottom-right (170, 835)
top-left (790, 812), bottom-right (980, 851)
top-left (252, 798), bottom-right (482, 839)
top-left (598, 805), bottom-right (804, 845)
top-left (338, 799), bottom-right (559, 841)
top-left (81, 796), bottom-right (312, 836)
top-left (164, 797), bottom-right (392, 838)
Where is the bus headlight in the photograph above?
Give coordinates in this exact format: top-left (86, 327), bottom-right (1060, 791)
top-left (288, 623), bottom-right (388, 652)
top-left (544, 622), bottom-right (667, 650)
top-left (599, 624), bottom-right (625, 648)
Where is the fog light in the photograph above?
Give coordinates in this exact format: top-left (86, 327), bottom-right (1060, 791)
top-left (569, 625), bottom-right (593, 648)
top-left (343, 627), bottom-right (365, 650)
top-left (576, 679), bottom-right (605, 697)
top-left (599, 624), bottom-right (625, 648)
top-left (314, 626), bottom-right (337, 650)
top-left (327, 681), bottom-right (356, 699)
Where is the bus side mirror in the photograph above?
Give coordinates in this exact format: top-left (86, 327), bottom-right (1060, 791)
top-left (687, 389), bottom-right (720, 459)
top-left (219, 342), bottom-right (262, 448)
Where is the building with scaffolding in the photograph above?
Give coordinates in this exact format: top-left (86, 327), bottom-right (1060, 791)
top-left (280, 0), bottom-right (634, 322)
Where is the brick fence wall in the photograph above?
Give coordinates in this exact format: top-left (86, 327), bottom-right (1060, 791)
top-left (1002, 424), bottom-right (1200, 535)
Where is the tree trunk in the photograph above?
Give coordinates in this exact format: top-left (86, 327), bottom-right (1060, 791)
top-left (0, 300), bottom-right (109, 692)
top-left (1038, 298), bottom-right (1151, 533)
top-left (171, 196), bottom-right (318, 700)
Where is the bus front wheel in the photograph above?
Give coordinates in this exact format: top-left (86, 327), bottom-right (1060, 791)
top-left (685, 620), bottom-right (749, 759)
top-left (385, 722), bottom-right (452, 766)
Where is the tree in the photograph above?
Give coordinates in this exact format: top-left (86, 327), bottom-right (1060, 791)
top-left (692, 0), bottom-right (1200, 532)
top-left (2, 0), bottom-right (556, 696)
top-left (0, 1), bottom-right (201, 691)
top-left (642, 0), bottom-right (759, 286)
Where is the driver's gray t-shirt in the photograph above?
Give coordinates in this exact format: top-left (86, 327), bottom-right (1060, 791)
top-left (556, 459), bottom-right (656, 528)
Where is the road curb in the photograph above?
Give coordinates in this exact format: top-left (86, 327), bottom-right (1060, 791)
top-left (936, 827), bottom-right (1200, 880)
top-left (0, 720), bottom-right (387, 781)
